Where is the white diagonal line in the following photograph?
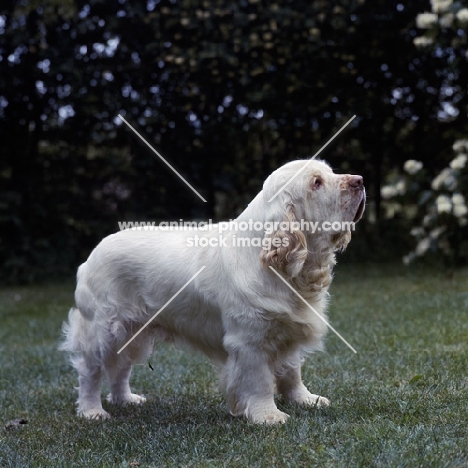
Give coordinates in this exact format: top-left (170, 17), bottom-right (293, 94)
top-left (268, 115), bottom-right (356, 203)
top-left (118, 114), bottom-right (207, 203)
top-left (268, 266), bottom-right (357, 354)
top-left (117, 266), bottom-right (206, 354)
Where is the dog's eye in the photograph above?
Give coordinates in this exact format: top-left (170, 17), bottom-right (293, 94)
top-left (312, 178), bottom-right (322, 190)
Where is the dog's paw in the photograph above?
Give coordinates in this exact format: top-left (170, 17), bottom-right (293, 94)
top-left (262, 410), bottom-right (290, 425)
top-left (106, 393), bottom-right (147, 405)
top-left (292, 392), bottom-right (330, 408)
top-left (249, 409), bottom-right (290, 425)
top-left (314, 395), bottom-right (330, 407)
top-left (78, 408), bottom-right (111, 420)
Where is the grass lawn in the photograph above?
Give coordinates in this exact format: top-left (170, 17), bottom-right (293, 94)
top-left (1, 263), bottom-right (468, 467)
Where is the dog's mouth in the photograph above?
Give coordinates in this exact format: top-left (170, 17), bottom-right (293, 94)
top-left (353, 192), bottom-right (366, 223)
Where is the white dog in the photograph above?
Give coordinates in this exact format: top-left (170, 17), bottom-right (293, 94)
top-left (60, 158), bottom-right (365, 424)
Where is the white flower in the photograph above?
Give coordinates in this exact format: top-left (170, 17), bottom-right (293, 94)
top-left (439, 13), bottom-right (454, 27)
top-left (381, 185), bottom-right (397, 199)
top-left (415, 237), bottom-right (431, 256)
top-left (404, 159), bottom-right (423, 175)
top-left (456, 8), bottom-right (468, 23)
top-left (416, 12), bottom-right (439, 28)
top-left (395, 180), bottom-right (406, 194)
top-left (430, 0), bottom-right (452, 13)
top-left (431, 167), bottom-right (456, 190)
top-left (381, 180), bottom-right (406, 199)
top-left (436, 194), bottom-right (452, 213)
top-left (454, 204), bottom-right (468, 217)
top-left (452, 193), bottom-right (465, 206)
top-left (413, 36), bottom-right (434, 47)
top-left (452, 139), bottom-right (468, 153)
top-left (452, 193), bottom-right (467, 217)
top-left (450, 153), bottom-right (467, 170)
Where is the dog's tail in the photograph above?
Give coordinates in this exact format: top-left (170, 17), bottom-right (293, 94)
top-left (59, 307), bottom-right (95, 362)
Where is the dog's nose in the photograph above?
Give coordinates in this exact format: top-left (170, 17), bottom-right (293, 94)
top-left (349, 175), bottom-right (364, 189)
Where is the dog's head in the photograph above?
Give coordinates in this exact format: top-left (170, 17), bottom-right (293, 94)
top-left (260, 159), bottom-right (366, 277)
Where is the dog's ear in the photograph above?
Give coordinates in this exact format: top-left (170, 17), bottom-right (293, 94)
top-left (260, 204), bottom-right (308, 278)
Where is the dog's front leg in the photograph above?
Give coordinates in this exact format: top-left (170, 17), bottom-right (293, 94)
top-left (220, 333), bottom-right (289, 424)
top-left (276, 350), bottom-right (330, 408)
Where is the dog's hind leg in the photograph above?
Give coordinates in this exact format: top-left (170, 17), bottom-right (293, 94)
top-left (61, 308), bottom-right (110, 419)
top-left (75, 355), bottom-right (110, 419)
top-left (104, 353), bottom-right (146, 406)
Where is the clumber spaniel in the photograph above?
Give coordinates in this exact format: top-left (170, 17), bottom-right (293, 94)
top-left (60, 158), bottom-right (365, 424)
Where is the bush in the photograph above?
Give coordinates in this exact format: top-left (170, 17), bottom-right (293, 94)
top-left (381, 140), bottom-right (468, 266)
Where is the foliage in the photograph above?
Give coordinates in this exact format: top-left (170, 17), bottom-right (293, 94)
top-left (1, 0), bottom-right (468, 281)
top-left (412, 0), bottom-right (468, 126)
top-left (379, 0), bottom-right (468, 266)
top-left (414, 0), bottom-right (468, 49)
top-left (382, 140), bottom-right (468, 265)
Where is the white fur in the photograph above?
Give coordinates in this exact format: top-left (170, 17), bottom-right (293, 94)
top-left (60, 159), bottom-right (365, 424)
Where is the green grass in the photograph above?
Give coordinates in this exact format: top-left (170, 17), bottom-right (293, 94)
top-left (1, 264), bottom-right (468, 467)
